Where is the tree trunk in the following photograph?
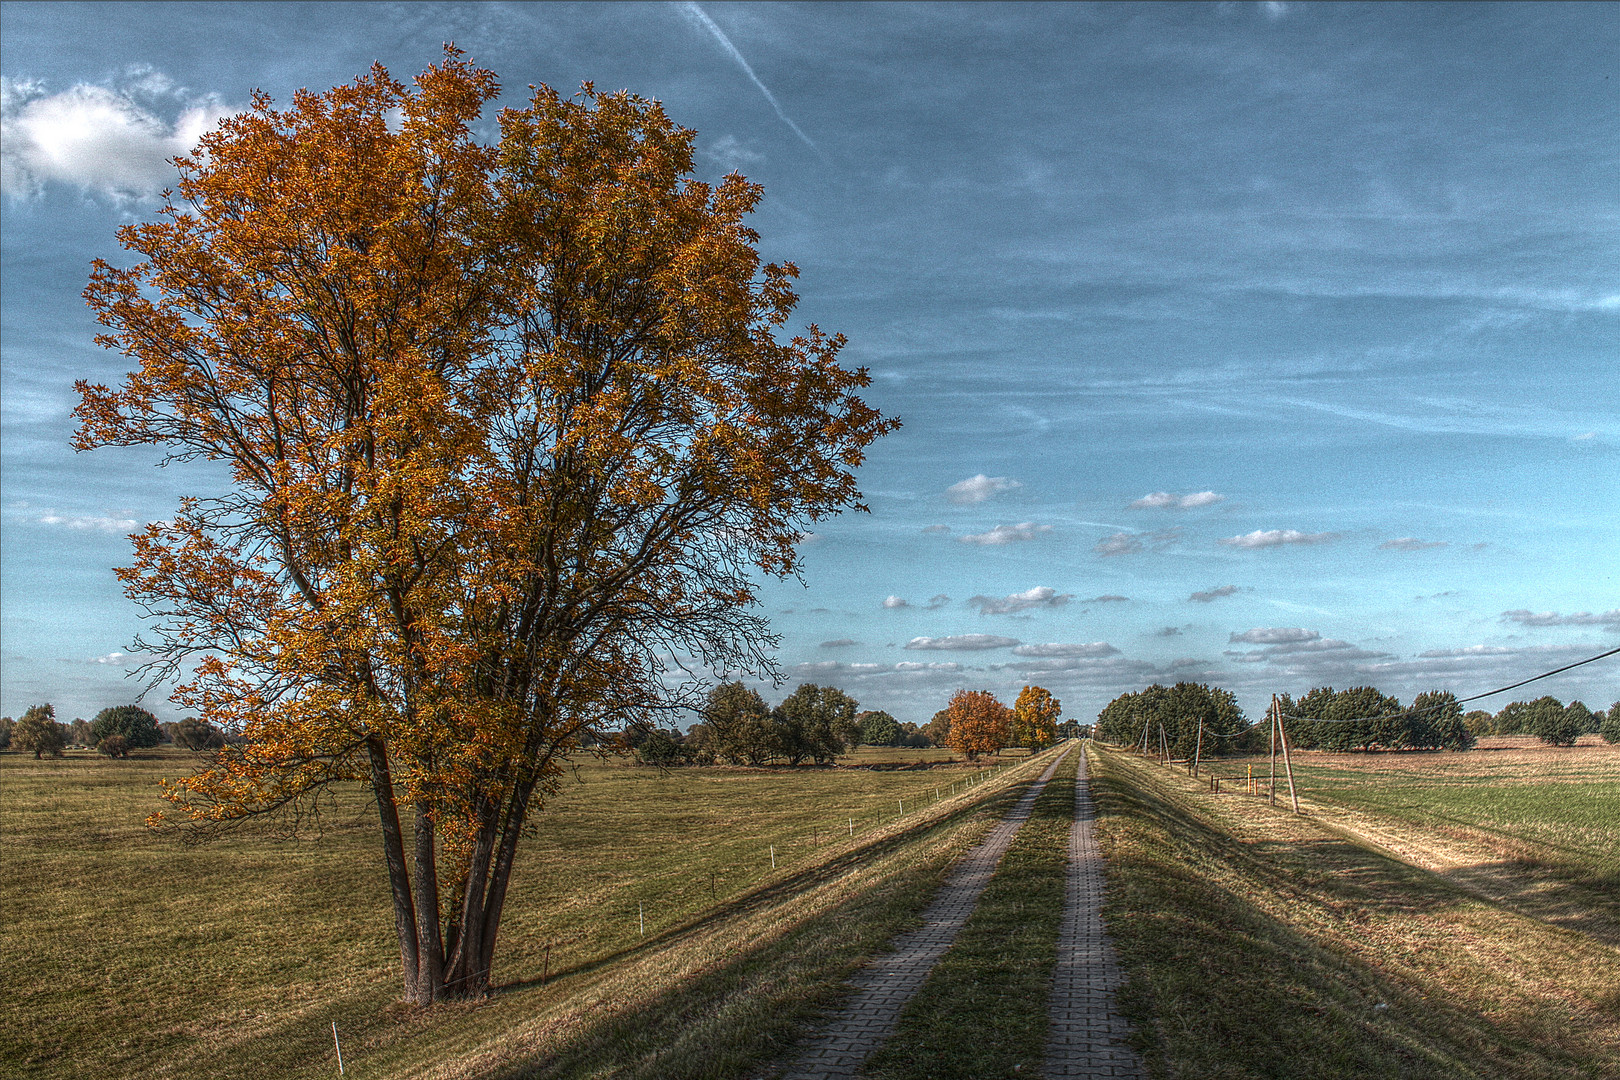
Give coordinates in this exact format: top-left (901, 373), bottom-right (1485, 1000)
top-left (367, 738), bottom-right (422, 1000)
top-left (411, 802), bottom-right (447, 1002)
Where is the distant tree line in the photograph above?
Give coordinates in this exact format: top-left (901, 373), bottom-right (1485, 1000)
top-left (1093, 683), bottom-right (1252, 757)
top-left (0, 703), bottom-right (233, 758)
top-left (622, 681), bottom-right (1068, 767)
top-left (1089, 683), bottom-right (1617, 754)
top-left (1277, 688), bottom-right (1477, 751)
top-left (1465, 696), bottom-right (1614, 746)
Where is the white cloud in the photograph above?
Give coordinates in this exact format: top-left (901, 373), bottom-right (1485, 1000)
top-left (1501, 609), bottom-right (1620, 628)
top-left (1260, 1), bottom-right (1290, 19)
top-left (38, 512), bottom-right (139, 533)
top-left (1220, 529), bottom-right (1336, 549)
top-left (1094, 528), bottom-right (1179, 556)
top-left (2, 72), bottom-right (230, 201)
top-left (792, 660), bottom-right (963, 678)
top-left (1189, 585), bottom-right (1240, 603)
top-left (946, 474), bottom-right (1022, 504)
top-left (960, 522), bottom-right (1051, 545)
top-left (1227, 637), bottom-right (1391, 665)
top-left (820, 638), bottom-right (860, 648)
top-left (1229, 627), bottom-right (1320, 645)
top-left (1380, 537), bottom-right (1448, 551)
top-left (968, 586), bottom-right (1073, 615)
top-left (904, 634), bottom-right (1021, 651)
top-left (1094, 532), bottom-right (1141, 557)
top-left (1010, 642), bottom-right (1119, 658)
top-left (701, 133), bottom-right (765, 171)
top-left (1131, 490), bottom-right (1225, 509)
top-left (883, 595), bottom-right (910, 609)
top-left (90, 651), bottom-right (130, 665)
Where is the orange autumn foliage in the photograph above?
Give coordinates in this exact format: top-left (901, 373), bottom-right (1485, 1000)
top-left (944, 689), bottom-right (1012, 762)
top-left (74, 52), bottom-right (895, 1003)
top-left (1012, 685), bottom-right (1062, 750)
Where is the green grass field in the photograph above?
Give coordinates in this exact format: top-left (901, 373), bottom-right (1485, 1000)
top-left (1, 744), bottom-right (1048, 1079)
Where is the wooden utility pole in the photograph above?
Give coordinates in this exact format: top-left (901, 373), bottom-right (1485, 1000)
top-left (1192, 720), bottom-right (1203, 778)
top-left (1268, 696), bottom-right (1279, 806)
top-left (1276, 697), bottom-right (1300, 814)
top-left (1159, 723), bottom-right (1169, 764)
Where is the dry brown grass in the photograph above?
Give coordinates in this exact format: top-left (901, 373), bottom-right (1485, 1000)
top-left (1090, 743), bottom-right (1620, 1079)
top-left (1, 745), bottom-right (1055, 1079)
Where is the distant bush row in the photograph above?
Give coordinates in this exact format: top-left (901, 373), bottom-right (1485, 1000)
top-left (0, 703), bottom-right (232, 758)
top-left (625, 680), bottom-right (1075, 767)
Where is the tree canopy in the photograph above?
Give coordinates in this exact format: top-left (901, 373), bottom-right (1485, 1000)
top-left (12, 704), bottom-right (65, 759)
top-left (1011, 685), bottom-right (1060, 750)
top-left (74, 53), bottom-right (894, 1003)
top-left (943, 690), bottom-right (1010, 762)
top-left (91, 705), bottom-right (164, 751)
top-left (1094, 683), bottom-right (1249, 758)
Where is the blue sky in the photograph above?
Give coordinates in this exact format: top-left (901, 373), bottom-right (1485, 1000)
top-left (2, 1), bottom-right (1616, 727)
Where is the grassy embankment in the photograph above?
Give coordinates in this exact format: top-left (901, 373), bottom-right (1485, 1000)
top-left (1089, 741), bottom-right (1620, 1079)
top-left (1, 743), bottom-right (1054, 1080)
top-left (864, 745), bottom-right (1078, 1080)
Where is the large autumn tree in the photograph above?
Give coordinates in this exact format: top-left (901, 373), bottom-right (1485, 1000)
top-left (943, 690), bottom-right (1011, 762)
top-left (1010, 685), bottom-right (1060, 750)
top-left (74, 53), bottom-right (895, 1003)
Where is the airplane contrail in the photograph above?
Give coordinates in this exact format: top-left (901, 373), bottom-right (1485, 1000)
top-left (680, 2), bottom-right (821, 153)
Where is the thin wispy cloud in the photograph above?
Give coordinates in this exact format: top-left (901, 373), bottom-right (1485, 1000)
top-left (1501, 609), bottom-right (1620, 629)
top-left (1189, 585), bottom-right (1240, 603)
top-left (680, 3), bottom-right (820, 153)
top-left (1380, 537), bottom-right (1448, 551)
top-left (968, 586), bottom-right (1073, 615)
top-left (1130, 490), bottom-right (1225, 510)
top-left (904, 634), bottom-right (1020, 651)
top-left (1221, 529), bottom-right (1337, 549)
top-left (960, 522), bottom-right (1050, 545)
top-left (1010, 641), bottom-right (1119, 658)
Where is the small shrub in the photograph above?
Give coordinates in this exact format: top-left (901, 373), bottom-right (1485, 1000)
top-left (98, 734), bottom-right (132, 758)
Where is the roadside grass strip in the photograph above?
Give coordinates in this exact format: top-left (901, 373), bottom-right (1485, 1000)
top-left (1087, 745), bottom-right (1620, 1080)
top-left (861, 748), bottom-right (1079, 1080)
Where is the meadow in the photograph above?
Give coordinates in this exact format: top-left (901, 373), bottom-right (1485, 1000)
top-left (1090, 739), bottom-right (1620, 1079)
top-left (1, 743), bottom-right (1052, 1080)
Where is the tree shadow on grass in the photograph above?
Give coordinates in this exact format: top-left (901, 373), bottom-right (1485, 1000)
top-left (1090, 754), bottom-right (1615, 1080)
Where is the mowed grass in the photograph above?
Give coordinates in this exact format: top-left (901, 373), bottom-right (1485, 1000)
top-left (1089, 744), bottom-right (1620, 1079)
top-left (1, 745), bottom-right (1049, 1080)
top-left (864, 746), bottom-right (1077, 1080)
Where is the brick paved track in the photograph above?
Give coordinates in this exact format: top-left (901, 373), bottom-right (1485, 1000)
top-left (1043, 746), bottom-right (1146, 1078)
top-left (781, 746), bottom-right (1074, 1080)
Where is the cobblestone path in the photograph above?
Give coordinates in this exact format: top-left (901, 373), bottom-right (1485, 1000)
top-left (780, 746), bottom-right (1074, 1080)
top-left (1043, 746), bottom-right (1146, 1078)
